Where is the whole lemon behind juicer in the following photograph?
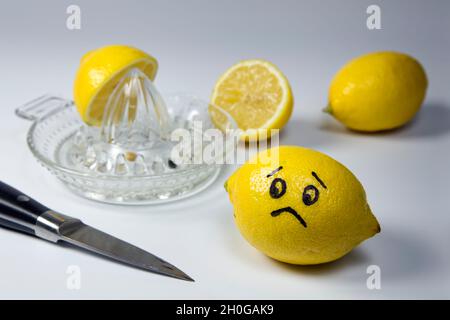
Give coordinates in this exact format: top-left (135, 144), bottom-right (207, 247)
top-left (225, 146), bottom-right (380, 265)
top-left (326, 51), bottom-right (428, 132)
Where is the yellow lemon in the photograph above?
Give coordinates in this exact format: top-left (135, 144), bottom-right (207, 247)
top-left (73, 45), bottom-right (158, 126)
top-left (326, 51), bottom-right (428, 132)
top-left (211, 59), bottom-right (293, 141)
top-left (225, 146), bottom-right (380, 265)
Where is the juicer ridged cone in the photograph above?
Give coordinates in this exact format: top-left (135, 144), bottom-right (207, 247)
top-left (100, 68), bottom-right (171, 147)
top-left (71, 68), bottom-right (178, 177)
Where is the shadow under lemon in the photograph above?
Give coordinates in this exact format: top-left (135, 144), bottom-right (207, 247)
top-left (320, 102), bottom-right (450, 139)
top-left (229, 227), bottom-right (439, 284)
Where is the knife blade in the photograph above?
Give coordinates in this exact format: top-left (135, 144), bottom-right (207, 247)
top-left (0, 181), bottom-right (194, 282)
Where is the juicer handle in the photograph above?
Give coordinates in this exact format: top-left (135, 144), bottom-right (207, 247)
top-left (0, 181), bottom-right (50, 236)
top-left (15, 94), bottom-right (71, 121)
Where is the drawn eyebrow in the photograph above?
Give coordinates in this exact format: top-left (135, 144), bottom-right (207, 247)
top-left (267, 166), bottom-right (283, 178)
top-left (312, 171), bottom-right (327, 189)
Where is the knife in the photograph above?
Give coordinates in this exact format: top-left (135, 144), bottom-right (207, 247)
top-left (0, 181), bottom-right (194, 282)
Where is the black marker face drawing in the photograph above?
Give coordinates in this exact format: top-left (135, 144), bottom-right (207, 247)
top-left (267, 166), bottom-right (327, 228)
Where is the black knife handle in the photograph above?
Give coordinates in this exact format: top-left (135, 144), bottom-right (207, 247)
top-left (0, 181), bottom-right (51, 235)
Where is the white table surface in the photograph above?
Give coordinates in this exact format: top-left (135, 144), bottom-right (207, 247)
top-left (0, 0), bottom-right (449, 299)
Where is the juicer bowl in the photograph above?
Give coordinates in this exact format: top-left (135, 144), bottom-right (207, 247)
top-left (17, 94), bottom-right (236, 204)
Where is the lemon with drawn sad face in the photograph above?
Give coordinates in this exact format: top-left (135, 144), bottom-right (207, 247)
top-left (225, 146), bottom-right (380, 265)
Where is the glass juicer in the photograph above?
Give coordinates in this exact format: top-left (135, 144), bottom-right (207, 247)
top-left (16, 68), bottom-right (238, 205)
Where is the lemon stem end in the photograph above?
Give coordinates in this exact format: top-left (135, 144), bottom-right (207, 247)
top-left (323, 103), bottom-right (333, 115)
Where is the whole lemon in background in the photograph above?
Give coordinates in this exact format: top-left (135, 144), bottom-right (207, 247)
top-left (73, 45), bottom-right (158, 126)
top-left (211, 59), bottom-right (293, 141)
top-left (225, 146), bottom-right (380, 265)
top-left (326, 51), bottom-right (428, 132)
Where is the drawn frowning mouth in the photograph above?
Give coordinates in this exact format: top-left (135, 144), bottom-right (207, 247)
top-left (271, 207), bottom-right (307, 228)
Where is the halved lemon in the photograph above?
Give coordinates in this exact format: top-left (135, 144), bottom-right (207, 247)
top-left (211, 59), bottom-right (293, 141)
top-left (73, 45), bottom-right (158, 126)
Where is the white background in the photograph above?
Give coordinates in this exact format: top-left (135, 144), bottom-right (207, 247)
top-left (0, 0), bottom-right (449, 299)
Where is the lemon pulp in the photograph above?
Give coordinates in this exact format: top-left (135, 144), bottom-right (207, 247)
top-left (211, 59), bottom-right (293, 140)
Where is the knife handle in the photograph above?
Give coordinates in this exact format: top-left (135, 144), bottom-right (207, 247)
top-left (0, 181), bottom-right (50, 235)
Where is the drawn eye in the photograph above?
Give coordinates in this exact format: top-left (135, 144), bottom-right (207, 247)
top-left (302, 185), bottom-right (319, 206)
top-left (270, 178), bottom-right (287, 199)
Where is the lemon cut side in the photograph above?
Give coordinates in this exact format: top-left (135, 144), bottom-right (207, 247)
top-left (211, 60), bottom-right (293, 141)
